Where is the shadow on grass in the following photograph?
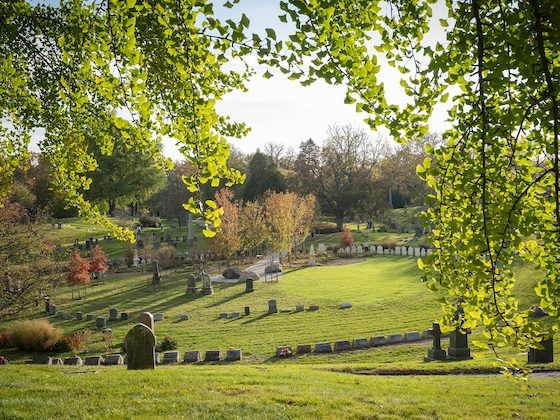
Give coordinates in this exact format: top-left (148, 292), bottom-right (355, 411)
top-left (240, 312), bottom-right (273, 325)
top-left (205, 290), bottom-right (247, 308)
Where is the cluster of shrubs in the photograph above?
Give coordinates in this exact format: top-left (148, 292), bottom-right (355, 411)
top-left (139, 214), bottom-right (160, 228)
top-left (156, 336), bottom-right (178, 352)
top-left (1, 320), bottom-right (91, 353)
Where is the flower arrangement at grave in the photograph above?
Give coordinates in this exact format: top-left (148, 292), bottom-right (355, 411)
top-left (279, 347), bottom-right (293, 358)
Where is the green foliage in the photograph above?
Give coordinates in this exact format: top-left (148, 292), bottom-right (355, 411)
top-left (139, 214), bottom-right (160, 228)
top-left (156, 336), bottom-right (178, 352)
top-left (242, 150), bottom-right (285, 201)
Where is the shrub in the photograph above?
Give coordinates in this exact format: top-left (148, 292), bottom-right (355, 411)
top-left (0, 330), bottom-right (12, 349)
top-left (156, 336), bottom-right (178, 352)
top-left (9, 319), bottom-right (62, 352)
top-left (157, 246), bottom-right (178, 269)
top-left (381, 239), bottom-right (397, 250)
top-left (139, 214), bottom-right (160, 228)
top-left (124, 246), bottom-right (135, 268)
top-left (339, 226), bottom-right (353, 247)
top-left (50, 330), bottom-right (92, 353)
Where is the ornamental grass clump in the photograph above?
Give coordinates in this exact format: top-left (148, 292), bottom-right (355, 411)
top-left (9, 319), bottom-right (62, 352)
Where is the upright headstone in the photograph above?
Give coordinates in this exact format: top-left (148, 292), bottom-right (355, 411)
top-left (187, 213), bottom-right (194, 241)
top-left (414, 247), bottom-right (421, 257)
top-left (124, 323), bottom-right (157, 370)
top-left (201, 274), bottom-right (213, 295)
top-left (345, 246), bottom-right (351, 254)
top-left (75, 312), bottom-right (83, 321)
top-left (49, 304), bottom-right (57, 316)
top-left (109, 308), bottom-right (118, 321)
top-left (395, 246), bottom-right (401, 256)
top-left (132, 248), bottom-right (140, 268)
top-left (96, 316), bottom-right (106, 330)
top-left (425, 323), bottom-right (447, 361)
top-left (356, 244), bottom-right (363, 254)
top-left (245, 277), bottom-right (254, 293)
top-left (317, 243), bottom-right (326, 254)
top-left (528, 336), bottom-right (554, 364)
top-left (152, 260), bottom-right (161, 291)
top-left (308, 244), bottom-right (317, 266)
top-left (44, 297), bottom-right (50, 314)
top-left (420, 248), bottom-right (426, 257)
top-left (186, 273), bottom-right (197, 294)
top-left (244, 306), bottom-right (250, 316)
top-left (138, 312), bottom-right (155, 331)
top-left (376, 245), bottom-right (383, 255)
top-left (351, 244), bottom-right (357, 254)
top-left (268, 299), bottom-right (278, 314)
top-left (407, 246), bottom-right (414, 256)
top-left (121, 312), bottom-right (129, 321)
top-left (448, 329), bottom-right (472, 360)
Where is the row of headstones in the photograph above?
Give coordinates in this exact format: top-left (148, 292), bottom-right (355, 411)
top-left (275, 331), bottom-right (429, 357)
top-left (335, 244), bottom-right (433, 257)
top-left (267, 300), bottom-right (323, 314)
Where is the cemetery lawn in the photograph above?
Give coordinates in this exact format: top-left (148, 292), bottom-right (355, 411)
top-left (1, 364), bottom-right (559, 419)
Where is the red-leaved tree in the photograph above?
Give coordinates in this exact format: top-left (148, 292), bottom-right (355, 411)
top-left (67, 251), bottom-right (90, 299)
top-left (339, 226), bottom-right (353, 247)
top-left (89, 245), bottom-right (109, 279)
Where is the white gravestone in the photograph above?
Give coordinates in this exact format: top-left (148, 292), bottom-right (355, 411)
top-left (414, 247), bottom-right (421, 257)
top-left (356, 245), bottom-right (363, 254)
top-left (317, 243), bottom-right (326, 254)
top-left (395, 246), bottom-right (401, 255)
top-left (407, 247), bottom-right (414, 256)
top-left (308, 244), bottom-right (317, 266)
top-left (420, 248), bottom-right (426, 257)
top-left (133, 249), bottom-right (140, 268)
top-left (376, 245), bottom-right (383, 254)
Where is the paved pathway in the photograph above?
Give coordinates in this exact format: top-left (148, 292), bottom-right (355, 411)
top-left (211, 253), bottom-right (282, 283)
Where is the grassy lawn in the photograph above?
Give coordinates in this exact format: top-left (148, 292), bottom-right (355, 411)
top-left (0, 364), bottom-right (558, 419)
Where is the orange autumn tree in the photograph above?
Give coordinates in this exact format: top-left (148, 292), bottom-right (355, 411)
top-left (89, 244), bottom-right (109, 280)
top-left (339, 226), bottom-right (353, 247)
top-left (66, 251), bottom-right (90, 299)
top-left (213, 188), bottom-right (241, 266)
top-left (239, 199), bottom-right (269, 258)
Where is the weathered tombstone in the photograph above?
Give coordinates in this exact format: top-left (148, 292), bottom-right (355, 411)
top-left (296, 344), bottom-right (312, 354)
top-left (44, 297), bottom-right (50, 314)
top-left (230, 312), bottom-right (240, 319)
top-left (180, 314), bottom-right (189, 321)
top-left (447, 329), bottom-right (472, 360)
top-left (52, 358), bottom-right (63, 366)
top-left (85, 356), bottom-right (105, 366)
top-left (124, 323), bottom-right (157, 370)
top-left (242, 306), bottom-right (249, 316)
top-left (314, 342), bottom-right (333, 353)
top-left (424, 323), bottom-right (447, 361)
top-left (268, 299), bottom-right (278, 314)
top-left (109, 308), bottom-right (118, 321)
top-left (204, 350), bottom-right (222, 362)
top-left (345, 246), bottom-right (351, 254)
top-left (186, 274), bottom-right (197, 294)
top-left (219, 313), bottom-right (228, 319)
top-left (376, 245), bottom-right (383, 255)
top-left (49, 304), bottom-right (57, 316)
top-left (295, 305), bottom-right (305, 312)
top-left (132, 248), bottom-right (140, 268)
top-left (57, 222), bottom-right (62, 229)
top-left (105, 354), bottom-right (124, 366)
top-left (334, 340), bottom-right (352, 352)
top-left (352, 338), bottom-right (370, 349)
top-left (33, 355), bottom-right (52, 365)
top-left (370, 336), bottom-right (387, 347)
top-left (64, 356), bottom-right (83, 366)
top-left (153, 312), bottom-right (164, 322)
top-left (528, 337), bottom-right (554, 364)
top-left (276, 346), bottom-right (292, 357)
top-left (96, 316), bottom-right (107, 331)
top-left (383, 248), bottom-right (390, 255)
top-left (404, 331), bottom-right (422, 342)
top-left (387, 333), bottom-right (404, 344)
top-left (121, 312), bottom-right (129, 321)
top-left (356, 245), bottom-right (363, 254)
top-left (86, 314), bottom-right (94, 321)
top-left (226, 349), bottom-right (242, 361)
top-left (162, 351), bottom-right (181, 364)
top-left (308, 244), bottom-right (317, 266)
top-left (245, 277), bottom-right (254, 293)
top-left (407, 246), bottom-right (414, 256)
top-left (308, 305), bottom-right (319, 311)
top-left (340, 303), bottom-right (352, 309)
top-left (75, 312), bottom-right (83, 321)
top-left (138, 312), bottom-right (155, 331)
top-left (152, 260), bottom-right (161, 291)
top-left (317, 243), bottom-right (326, 254)
top-left (201, 274), bottom-right (213, 295)
top-left (184, 351), bottom-right (200, 363)
top-left (420, 248), bottom-right (426, 257)
top-left (351, 244), bottom-right (357, 254)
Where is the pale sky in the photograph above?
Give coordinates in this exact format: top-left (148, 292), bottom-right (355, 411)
top-left (28, 0), bottom-right (451, 160)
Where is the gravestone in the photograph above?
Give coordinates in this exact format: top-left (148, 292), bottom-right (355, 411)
top-left (186, 274), bottom-right (197, 294)
top-left (204, 350), bottom-right (222, 362)
top-left (33, 355), bottom-right (52, 365)
top-left (121, 312), bottom-right (129, 321)
top-left (153, 312), bottom-right (164, 322)
top-left (308, 244), bottom-right (317, 266)
top-left (308, 305), bottom-right (319, 311)
top-left (105, 354), bottom-right (124, 366)
top-left (85, 356), bottom-right (105, 366)
top-left (62, 312), bottom-right (70, 320)
top-left (370, 336), bottom-right (387, 347)
top-left (376, 245), bottom-right (383, 254)
top-left (57, 223), bottom-right (62, 229)
top-left (75, 312), bottom-right (83, 321)
top-left (230, 312), bottom-right (240, 319)
top-left (351, 244), bottom-right (357, 254)
top-left (180, 314), bottom-right (189, 321)
top-left (245, 277), bottom-right (254, 293)
top-left (52, 358), bottom-right (63, 366)
top-left (317, 243), bottom-right (326, 254)
top-left (414, 247), bottom-right (421, 257)
top-left (226, 349), bottom-right (242, 361)
top-left (352, 338), bottom-right (370, 349)
top-left (201, 274), bottom-right (213, 295)
top-left (345, 246), bottom-right (351, 254)
top-left (384, 248), bottom-right (390, 255)
top-left (162, 351), bottom-right (181, 364)
top-left (219, 313), bottom-right (228, 319)
top-left (184, 351), bottom-right (199, 363)
top-left (133, 249), bottom-right (140, 268)
top-left (295, 305), bottom-right (304, 312)
top-left (268, 299), bottom-right (278, 314)
top-left (387, 333), bottom-right (404, 344)
top-left (334, 341), bottom-right (352, 352)
top-left (404, 331), bottom-right (422, 342)
top-left (152, 260), bottom-right (161, 291)
top-left (395, 246), bottom-right (401, 256)
top-left (49, 304), bottom-right (57, 316)
top-left (86, 314), bottom-right (94, 321)
top-left (314, 342), bottom-right (333, 353)
top-left (96, 316), bottom-right (106, 331)
top-left (424, 323), bottom-right (447, 361)
top-left (420, 248), bottom-right (426, 257)
top-left (407, 247), bottom-right (414, 256)
top-left (44, 297), bottom-right (50, 314)
top-left (138, 312), bottom-right (154, 331)
top-left (340, 303), bottom-right (352, 309)
top-left (109, 308), bottom-right (118, 321)
top-left (296, 344), bottom-right (312, 354)
top-left (528, 337), bottom-right (554, 364)
top-left (447, 329), bottom-right (472, 360)
top-left (64, 356), bottom-right (83, 366)
top-left (244, 306), bottom-right (250, 316)
top-left (124, 323), bottom-right (157, 370)
top-left (276, 346), bottom-right (292, 357)
top-left (356, 245), bottom-right (363, 254)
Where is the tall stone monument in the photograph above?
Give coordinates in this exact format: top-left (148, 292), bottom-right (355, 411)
top-left (424, 323), bottom-right (447, 361)
top-left (201, 274), bottom-right (213, 295)
top-left (307, 244), bottom-right (317, 267)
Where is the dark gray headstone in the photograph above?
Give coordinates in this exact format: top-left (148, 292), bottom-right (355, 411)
top-left (75, 312), bottom-right (83, 321)
top-left (219, 313), bottom-right (228, 319)
top-left (352, 338), bottom-right (370, 349)
top-left (268, 300), bottom-right (278, 314)
top-left (105, 354), bottom-right (124, 366)
top-left (334, 341), bottom-right (352, 352)
top-left (138, 312), bottom-right (154, 331)
top-left (295, 305), bottom-right (304, 312)
top-left (244, 306), bottom-right (250, 316)
top-left (124, 323), bottom-right (157, 370)
top-left (308, 305), bottom-right (319, 311)
top-left (179, 314), bottom-right (189, 321)
top-left (109, 308), bottom-right (118, 321)
top-left (528, 337), bottom-right (553, 364)
top-left (204, 350), bottom-right (222, 362)
top-left (184, 351), bottom-right (200, 363)
top-left (33, 355), bottom-right (52, 365)
top-left (86, 314), bottom-right (94, 321)
top-left (404, 331), bottom-right (421, 342)
top-left (370, 336), bottom-right (387, 347)
top-left (121, 312), bottom-right (129, 321)
top-left (245, 278), bottom-right (254, 293)
top-left (153, 313), bottom-right (164, 322)
top-left (226, 349), bottom-right (242, 361)
top-left (387, 334), bottom-right (404, 344)
top-left (52, 358), bottom-right (63, 365)
top-left (96, 316), bottom-right (106, 330)
top-left (340, 303), bottom-right (352, 309)
top-left (230, 312), bottom-right (240, 319)
top-left (296, 344), bottom-right (312, 354)
top-left (425, 322), bottom-right (447, 361)
top-left (447, 329), bottom-right (472, 360)
top-left (162, 351), bottom-right (181, 364)
top-left (84, 356), bottom-right (105, 366)
top-left (62, 312), bottom-right (70, 320)
top-left (64, 356), bottom-right (83, 366)
top-left (314, 342), bottom-right (333, 353)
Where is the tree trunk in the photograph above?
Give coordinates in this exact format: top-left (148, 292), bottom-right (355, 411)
top-left (336, 215), bottom-right (344, 231)
top-left (108, 200), bottom-right (116, 217)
